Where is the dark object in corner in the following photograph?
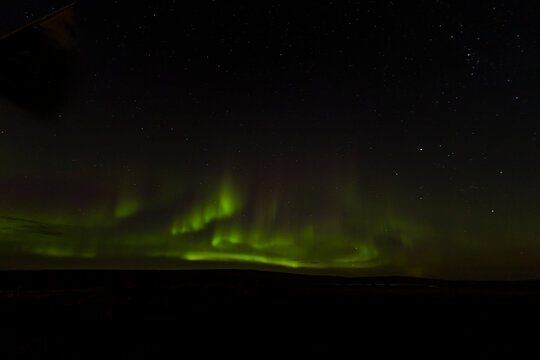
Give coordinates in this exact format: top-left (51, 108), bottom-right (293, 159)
top-left (0, 3), bottom-right (76, 117)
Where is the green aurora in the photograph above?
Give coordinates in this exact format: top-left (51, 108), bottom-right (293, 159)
top-left (0, 114), bottom-right (538, 280)
top-left (1, 1), bottom-right (539, 281)
top-left (1, 160), bottom-right (538, 279)
top-left (0, 167), bottom-right (421, 270)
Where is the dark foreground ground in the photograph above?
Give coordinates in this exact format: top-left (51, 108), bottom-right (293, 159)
top-left (1, 270), bottom-right (540, 358)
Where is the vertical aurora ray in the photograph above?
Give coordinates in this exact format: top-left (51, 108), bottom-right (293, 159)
top-left (171, 177), bottom-right (243, 235)
top-left (115, 198), bottom-right (140, 219)
top-left (153, 173), bottom-right (427, 270)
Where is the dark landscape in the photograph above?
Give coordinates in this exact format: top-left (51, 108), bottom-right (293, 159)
top-left (1, 1), bottom-right (539, 357)
top-left (2, 269), bottom-right (540, 357)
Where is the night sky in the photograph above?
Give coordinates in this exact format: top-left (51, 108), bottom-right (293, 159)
top-left (0, 0), bottom-right (539, 279)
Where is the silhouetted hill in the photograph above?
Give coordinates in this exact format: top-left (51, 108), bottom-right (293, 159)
top-left (2, 269), bottom-right (540, 357)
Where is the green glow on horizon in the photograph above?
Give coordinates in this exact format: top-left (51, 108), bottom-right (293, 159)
top-left (28, 245), bottom-right (96, 258)
top-left (0, 173), bottom-right (430, 273)
top-left (159, 245), bottom-right (380, 269)
top-left (182, 252), bottom-right (312, 268)
top-left (2, 166), bottom-right (537, 279)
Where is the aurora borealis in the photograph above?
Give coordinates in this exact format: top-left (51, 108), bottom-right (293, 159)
top-left (0, 0), bottom-right (539, 279)
top-left (0, 162), bottom-right (419, 271)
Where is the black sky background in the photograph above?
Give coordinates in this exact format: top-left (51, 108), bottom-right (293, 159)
top-left (7, 1), bottom-right (537, 171)
top-left (0, 0), bottom-right (539, 279)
